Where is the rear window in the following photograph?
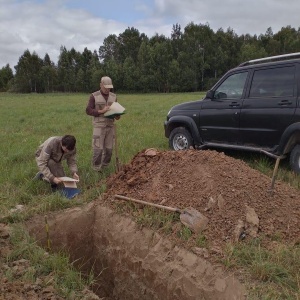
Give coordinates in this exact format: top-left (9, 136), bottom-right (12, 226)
top-left (249, 66), bottom-right (295, 98)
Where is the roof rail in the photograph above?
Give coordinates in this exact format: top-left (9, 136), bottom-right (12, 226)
top-left (239, 52), bottom-right (300, 67)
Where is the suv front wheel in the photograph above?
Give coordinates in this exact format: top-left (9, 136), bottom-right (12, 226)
top-left (169, 127), bottom-right (193, 150)
top-left (289, 145), bottom-right (300, 173)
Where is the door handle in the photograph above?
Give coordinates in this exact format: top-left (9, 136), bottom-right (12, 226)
top-left (278, 100), bottom-right (292, 106)
top-left (229, 102), bottom-right (240, 107)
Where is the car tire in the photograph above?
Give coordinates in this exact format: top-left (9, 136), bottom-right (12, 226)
top-left (289, 145), bottom-right (300, 173)
top-left (169, 127), bottom-right (193, 150)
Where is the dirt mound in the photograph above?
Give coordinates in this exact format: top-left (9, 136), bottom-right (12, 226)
top-left (106, 149), bottom-right (300, 247)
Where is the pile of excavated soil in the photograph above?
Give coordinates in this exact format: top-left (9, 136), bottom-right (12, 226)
top-left (105, 149), bottom-right (300, 248)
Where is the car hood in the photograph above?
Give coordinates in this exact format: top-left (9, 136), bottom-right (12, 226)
top-left (170, 100), bottom-right (202, 111)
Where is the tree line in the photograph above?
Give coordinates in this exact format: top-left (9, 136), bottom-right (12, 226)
top-left (1, 23), bottom-right (300, 93)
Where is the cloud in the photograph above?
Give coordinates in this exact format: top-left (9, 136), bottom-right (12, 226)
top-left (0, 0), bottom-right (127, 69)
top-left (0, 0), bottom-right (299, 70)
top-left (152, 0), bottom-right (300, 35)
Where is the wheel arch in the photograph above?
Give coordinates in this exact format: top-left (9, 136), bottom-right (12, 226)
top-left (289, 145), bottom-right (300, 173)
top-left (165, 116), bottom-right (202, 146)
top-left (277, 122), bottom-right (300, 155)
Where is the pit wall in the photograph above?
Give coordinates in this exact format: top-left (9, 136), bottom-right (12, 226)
top-left (26, 202), bottom-right (246, 300)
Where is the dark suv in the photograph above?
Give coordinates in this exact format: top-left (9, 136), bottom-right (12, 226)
top-left (164, 53), bottom-right (300, 173)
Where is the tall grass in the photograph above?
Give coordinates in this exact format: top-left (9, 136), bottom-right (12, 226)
top-left (0, 92), bottom-right (299, 299)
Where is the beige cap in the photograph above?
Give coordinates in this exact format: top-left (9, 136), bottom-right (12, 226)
top-left (101, 76), bottom-right (113, 88)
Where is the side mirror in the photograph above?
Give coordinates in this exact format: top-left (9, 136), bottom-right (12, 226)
top-left (215, 91), bottom-right (227, 99)
top-left (206, 90), bottom-right (214, 99)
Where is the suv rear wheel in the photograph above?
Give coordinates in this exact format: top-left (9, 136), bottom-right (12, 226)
top-left (289, 145), bottom-right (300, 173)
top-left (169, 127), bottom-right (193, 150)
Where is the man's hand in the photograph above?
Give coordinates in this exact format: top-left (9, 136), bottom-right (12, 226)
top-left (73, 173), bottom-right (79, 181)
top-left (99, 106), bottom-right (110, 114)
top-left (53, 177), bottom-right (62, 184)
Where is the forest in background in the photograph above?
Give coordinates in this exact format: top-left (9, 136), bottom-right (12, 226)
top-left (1, 22), bottom-right (300, 93)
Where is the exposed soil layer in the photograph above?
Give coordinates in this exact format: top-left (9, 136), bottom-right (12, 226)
top-left (25, 204), bottom-right (246, 300)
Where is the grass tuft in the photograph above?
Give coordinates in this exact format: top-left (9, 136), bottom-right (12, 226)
top-left (223, 239), bottom-right (300, 299)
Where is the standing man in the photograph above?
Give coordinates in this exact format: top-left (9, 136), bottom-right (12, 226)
top-left (86, 76), bottom-right (120, 172)
top-left (35, 135), bottom-right (79, 189)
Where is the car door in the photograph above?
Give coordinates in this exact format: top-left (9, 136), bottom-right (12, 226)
top-left (199, 71), bottom-right (248, 143)
top-left (240, 64), bottom-right (297, 148)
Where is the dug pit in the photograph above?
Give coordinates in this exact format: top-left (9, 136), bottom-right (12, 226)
top-left (26, 149), bottom-right (300, 299)
top-left (26, 202), bottom-right (246, 299)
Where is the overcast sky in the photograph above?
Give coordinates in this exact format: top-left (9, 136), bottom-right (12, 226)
top-left (0, 0), bottom-right (299, 70)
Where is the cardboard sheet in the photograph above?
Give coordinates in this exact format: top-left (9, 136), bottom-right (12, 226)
top-left (58, 177), bottom-right (79, 189)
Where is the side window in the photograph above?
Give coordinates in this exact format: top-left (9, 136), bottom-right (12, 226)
top-left (214, 72), bottom-right (248, 99)
top-left (249, 66), bottom-right (295, 98)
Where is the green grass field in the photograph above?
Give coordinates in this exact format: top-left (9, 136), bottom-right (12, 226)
top-left (0, 92), bottom-right (299, 299)
top-left (0, 92), bottom-right (204, 216)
